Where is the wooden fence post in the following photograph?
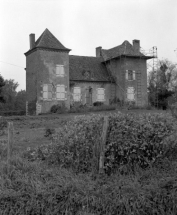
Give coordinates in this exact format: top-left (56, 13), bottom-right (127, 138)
top-left (7, 122), bottom-right (14, 165)
top-left (26, 101), bottom-right (28, 116)
top-left (99, 116), bottom-right (109, 174)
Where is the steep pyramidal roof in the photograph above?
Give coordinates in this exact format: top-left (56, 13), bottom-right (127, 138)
top-left (34, 28), bottom-right (70, 51)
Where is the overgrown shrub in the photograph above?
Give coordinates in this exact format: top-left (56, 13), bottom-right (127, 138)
top-left (50, 102), bottom-right (67, 114)
top-left (24, 112), bottom-right (177, 175)
top-left (93, 101), bottom-right (104, 106)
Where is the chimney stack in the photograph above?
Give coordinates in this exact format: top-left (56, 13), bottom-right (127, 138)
top-left (29, 34), bottom-right (35, 49)
top-left (133, 40), bottom-right (140, 54)
top-left (96, 46), bottom-right (102, 57)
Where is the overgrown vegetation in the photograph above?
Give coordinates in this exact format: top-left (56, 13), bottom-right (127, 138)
top-left (1, 111), bottom-right (177, 214)
top-left (148, 59), bottom-right (177, 110)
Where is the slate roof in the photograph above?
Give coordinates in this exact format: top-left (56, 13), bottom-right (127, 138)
top-left (69, 55), bottom-right (114, 82)
top-left (101, 40), bottom-right (152, 61)
top-left (35, 28), bottom-right (70, 51)
top-left (25, 29), bottom-right (70, 55)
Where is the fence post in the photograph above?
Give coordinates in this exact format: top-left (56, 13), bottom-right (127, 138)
top-left (7, 122), bottom-right (14, 166)
top-left (99, 116), bottom-right (109, 174)
top-left (26, 101), bottom-right (28, 116)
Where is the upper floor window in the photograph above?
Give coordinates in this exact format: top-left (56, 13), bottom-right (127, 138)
top-left (126, 70), bottom-right (135, 81)
top-left (56, 84), bottom-right (66, 100)
top-left (56, 65), bottom-right (65, 77)
top-left (43, 84), bottom-right (52, 100)
top-left (97, 88), bottom-right (105, 101)
top-left (73, 87), bottom-right (81, 101)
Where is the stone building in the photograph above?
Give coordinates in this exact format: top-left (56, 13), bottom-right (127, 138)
top-left (24, 28), bottom-right (154, 114)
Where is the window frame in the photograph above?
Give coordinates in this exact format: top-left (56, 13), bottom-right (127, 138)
top-left (126, 70), bottom-right (136, 81)
top-left (97, 88), bottom-right (105, 102)
top-left (56, 65), bottom-right (65, 77)
top-left (42, 84), bottom-right (52, 100)
top-left (73, 87), bottom-right (81, 101)
top-left (56, 84), bottom-right (67, 100)
top-left (127, 87), bottom-right (135, 101)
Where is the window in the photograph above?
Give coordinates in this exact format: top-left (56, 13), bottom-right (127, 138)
top-left (126, 70), bottom-right (135, 81)
top-left (73, 87), bottom-right (81, 101)
top-left (97, 88), bottom-right (105, 101)
top-left (43, 84), bottom-right (52, 100)
top-left (56, 65), bottom-right (64, 77)
top-left (56, 85), bottom-right (66, 100)
top-left (127, 87), bottom-right (135, 101)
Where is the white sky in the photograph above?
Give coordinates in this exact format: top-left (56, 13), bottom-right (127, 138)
top-left (0, 0), bottom-right (177, 91)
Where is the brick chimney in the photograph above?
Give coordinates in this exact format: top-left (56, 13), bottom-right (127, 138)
top-left (96, 46), bottom-right (102, 57)
top-left (133, 40), bottom-right (140, 54)
top-left (29, 34), bottom-right (35, 49)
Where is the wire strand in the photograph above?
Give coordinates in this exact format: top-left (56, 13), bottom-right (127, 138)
top-left (0, 61), bottom-right (24, 69)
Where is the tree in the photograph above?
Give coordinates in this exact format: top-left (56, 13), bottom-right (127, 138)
top-left (0, 79), bottom-right (18, 110)
top-left (148, 59), bottom-right (177, 109)
top-left (0, 75), bottom-right (6, 103)
top-left (15, 90), bottom-right (26, 111)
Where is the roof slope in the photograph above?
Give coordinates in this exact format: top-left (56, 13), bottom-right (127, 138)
top-left (101, 40), bottom-right (145, 61)
top-left (34, 28), bottom-right (70, 51)
top-left (69, 55), bottom-right (114, 82)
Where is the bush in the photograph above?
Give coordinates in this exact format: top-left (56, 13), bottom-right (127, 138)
top-left (93, 101), bottom-right (104, 106)
top-left (24, 112), bottom-right (177, 175)
top-left (50, 102), bottom-right (67, 114)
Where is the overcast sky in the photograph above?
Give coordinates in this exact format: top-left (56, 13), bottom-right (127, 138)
top-left (0, 0), bottom-right (177, 91)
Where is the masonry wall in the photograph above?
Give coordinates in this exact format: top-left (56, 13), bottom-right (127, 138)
top-left (70, 81), bottom-right (115, 105)
top-left (26, 51), bottom-right (40, 114)
top-left (26, 49), bottom-right (70, 114)
top-left (108, 57), bottom-right (148, 106)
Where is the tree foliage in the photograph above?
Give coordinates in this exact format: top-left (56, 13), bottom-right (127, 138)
top-left (0, 75), bottom-right (6, 103)
top-left (148, 59), bottom-right (177, 109)
top-left (0, 79), bottom-right (26, 111)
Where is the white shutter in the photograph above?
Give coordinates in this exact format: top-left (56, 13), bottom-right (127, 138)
top-left (43, 84), bottom-right (48, 99)
top-left (43, 84), bottom-right (48, 92)
top-left (73, 87), bottom-right (81, 101)
top-left (127, 87), bottom-right (135, 101)
top-left (56, 65), bottom-right (64, 76)
top-left (56, 85), bottom-right (66, 100)
top-left (97, 88), bottom-right (105, 101)
top-left (133, 71), bottom-right (136, 80)
top-left (126, 70), bottom-right (128, 80)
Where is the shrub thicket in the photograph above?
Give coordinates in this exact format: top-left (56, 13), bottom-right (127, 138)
top-left (24, 112), bottom-right (177, 175)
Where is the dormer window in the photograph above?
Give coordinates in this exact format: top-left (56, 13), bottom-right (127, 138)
top-left (56, 65), bottom-right (64, 77)
top-left (126, 70), bottom-right (135, 81)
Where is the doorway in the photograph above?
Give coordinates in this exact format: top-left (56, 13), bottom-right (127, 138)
top-left (86, 87), bottom-right (92, 105)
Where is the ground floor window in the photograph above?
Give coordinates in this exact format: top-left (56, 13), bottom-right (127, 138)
top-left (127, 87), bottom-right (135, 101)
top-left (73, 87), bottom-right (81, 101)
top-left (97, 88), bottom-right (105, 101)
top-left (56, 85), bottom-right (66, 100)
top-left (43, 84), bottom-right (52, 100)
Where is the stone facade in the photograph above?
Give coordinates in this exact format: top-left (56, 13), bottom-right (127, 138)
top-left (107, 57), bottom-right (148, 106)
top-left (25, 29), bottom-right (153, 114)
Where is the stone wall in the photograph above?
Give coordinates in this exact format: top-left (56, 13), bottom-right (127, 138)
top-left (108, 57), bottom-right (148, 106)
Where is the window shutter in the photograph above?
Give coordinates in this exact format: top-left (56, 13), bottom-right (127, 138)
top-left (133, 71), bottom-right (136, 80)
top-left (126, 70), bottom-right (128, 80)
top-left (97, 88), bottom-right (105, 101)
top-left (56, 65), bottom-right (65, 76)
top-left (43, 84), bottom-right (48, 92)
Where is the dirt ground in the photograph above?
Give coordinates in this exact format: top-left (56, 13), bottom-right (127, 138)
top-left (0, 109), bottom-right (168, 152)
